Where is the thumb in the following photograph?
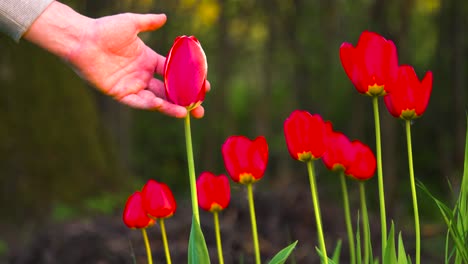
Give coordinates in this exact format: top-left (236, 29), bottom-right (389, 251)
top-left (135, 14), bottom-right (167, 32)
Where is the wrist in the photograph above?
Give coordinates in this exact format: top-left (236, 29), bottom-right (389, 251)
top-left (23, 1), bottom-right (92, 60)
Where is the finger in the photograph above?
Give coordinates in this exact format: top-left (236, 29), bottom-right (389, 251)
top-left (205, 80), bottom-right (211, 93)
top-left (135, 14), bottom-right (167, 32)
top-left (119, 90), bottom-right (188, 118)
top-left (191, 105), bottom-right (205, 119)
top-left (147, 78), bottom-right (166, 98)
top-left (153, 53), bottom-right (166, 76)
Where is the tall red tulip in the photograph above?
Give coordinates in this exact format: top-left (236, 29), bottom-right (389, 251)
top-left (322, 122), bottom-right (354, 172)
top-left (384, 65), bottom-right (433, 120)
top-left (164, 35), bottom-right (208, 110)
top-left (222, 135), bottom-right (268, 184)
top-left (345, 140), bottom-right (376, 181)
top-left (196, 172), bottom-right (231, 212)
top-left (284, 110), bottom-right (327, 162)
top-left (141, 179), bottom-right (177, 219)
top-left (340, 31), bottom-right (398, 96)
top-left (123, 191), bottom-right (155, 229)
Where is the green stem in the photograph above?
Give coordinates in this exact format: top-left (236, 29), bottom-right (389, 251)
top-left (184, 114), bottom-right (200, 223)
top-left (159, 219), bottom-right (172, 264)
top-left (307, 161), bottom-right (328, 264)
top-left (141, 228), bottom-right (153, 264)
top-left (247, 183), bottom-right (261, 264)
top-left (372, 96), bottom-right (387, 251)
top-left (405, 120), bottom-right (420, 264)
top-left (359, 182), bottom-right (370, 264)
top-left (340, 171), bottom-right (356, 264)
top-left (213, 211), bottom-right (225, 264)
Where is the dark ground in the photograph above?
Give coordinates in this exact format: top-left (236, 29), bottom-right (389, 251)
top-left (4, 184), bottom-right (443, 264)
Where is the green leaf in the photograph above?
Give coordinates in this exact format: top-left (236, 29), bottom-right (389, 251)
top-left (188, 215), bottom-right (210, 264)
top-left (331, 240), bottom-right (342, 263)
top-left (267, 240), bottom-right (298, 264)
top-left (315, 247), bottom-right (337, 264)
top-left (355, 213), bottom-right (362, 264)
top-left (397, 232), bottom-right (408, 264)
top-left (383, 222), bottom-right (396, 264)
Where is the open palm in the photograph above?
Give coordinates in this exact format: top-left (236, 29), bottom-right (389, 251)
top-left (67, 13), bottom-right (205, 118)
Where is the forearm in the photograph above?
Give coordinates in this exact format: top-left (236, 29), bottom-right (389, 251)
top-left (23, 1), bottom-right (92, 60)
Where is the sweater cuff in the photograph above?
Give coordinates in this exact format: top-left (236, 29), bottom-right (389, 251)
top-left (0, 0), bottom-right (54, 42)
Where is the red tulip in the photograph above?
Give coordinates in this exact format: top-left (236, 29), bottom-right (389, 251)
top-left (123, 191), bottom-right (155, 229)
top-left (196, 172), bottom-right (231, 212)
top-left (322, 122), bottom-right (354, 172)
top-left (141, 180), bottom-right (177, 219)
top-left (345, 140), bottom-right (376, 181)
top-left (164, 36), bottom-right (208, 110)
top-left (284, 110), bottom-right (327, 162)
top-left (222, 135), bottom-right (268, 184)
top-left (340, 31), bottom-right (398, 96)
top-left (384, 65), bottom-right (433, 120)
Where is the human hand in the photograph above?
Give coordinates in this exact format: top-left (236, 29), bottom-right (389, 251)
top-left (24, 2), bottom-right (208, 118)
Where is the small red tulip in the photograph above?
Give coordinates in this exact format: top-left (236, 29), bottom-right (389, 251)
top-left (222, 135), bottom-right (268, 184)
top-left (340, 31), bottom-right (398, 96)
top-left (322, 122), bottom-right (354, 172)
top-left (141, 180), bottom-right (177, 219)
top-left (345, 140), bottom-right (376, 181)
top-left (123, 191), bottom-right (155, 229)
top-left (196, 172), bottom-right (231, 212)
top-left (284, 110), bottom-right (327, 162)
top-left (164, 36), bottom-right (208, 110)
top-left (384, 65), bottom-right (433, 120)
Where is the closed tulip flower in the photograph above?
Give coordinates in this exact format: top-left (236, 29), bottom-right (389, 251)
top-left (164, 35), bottom-right (208, 110)
top-left (222, 135), bottom-right (268, 184)
top-left (340, 31), bottom-right (398, 96)
top-left (142, 179), bottom-right (177, 219)
top-left (322, 122), bottom-right (354, 172)
top-left (123, 191), bottom-right (155, 229)
top-left (284, 110), bottom-right (327, 162)
top-left (197, 172), bottom-right (230, 212)
top-left (384, 65), bottom-right (433, 120)
top-left (345, 140), bottom-right (376, 181)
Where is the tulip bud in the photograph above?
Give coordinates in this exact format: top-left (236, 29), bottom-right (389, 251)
top-left (142, 179), bottom-right (177, 219)
top-left (164, 36), bottom-right (208, 111)
top-left (123, 191), bottom-right (155, 229)
top-left (196, 172), bottom-right (231, 212)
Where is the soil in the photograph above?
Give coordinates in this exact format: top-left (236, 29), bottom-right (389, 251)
top-left (5, 184), bottom-right (439, 264)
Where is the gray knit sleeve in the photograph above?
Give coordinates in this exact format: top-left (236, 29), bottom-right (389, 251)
top-left (0, 0), bottom-right (54, 42)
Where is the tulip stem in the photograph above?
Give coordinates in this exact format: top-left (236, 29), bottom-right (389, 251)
top-left (340, 171), bottom-right (355, 264)
top-left (405, 120), bottom-right (420, 264)
top-left (247, 183), bottom-right (261, 264)
top-left (213, 211), bottom-right (225, 264)
top-left (159, 219), bottom-right (172, 264)
top-left (359, 182), bottom-right (370, 264)
top-left (184, 114), bottom-right (200, 224)
top-left (141, 228), bottom-right (153, 264)
top-left (307, 161), bottom-right (328, 264)
top-left (372, 96), bottom-right (387, 252)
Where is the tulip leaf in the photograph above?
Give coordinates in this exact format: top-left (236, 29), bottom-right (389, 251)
top-left (397, 232), bottom-right (409, 264)
top-left (383, 222), bottom-right (397, 264)
top-left (188, 215), bottom-right (210, 264)
top-left (267, 240), bottom-right (298, 264)
top-left (331, 240), bottom-right (342, 263)
top-left (316, 247), bottom-right (337, 264)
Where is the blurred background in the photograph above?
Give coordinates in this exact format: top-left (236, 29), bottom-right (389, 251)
top-left (0, 0), bottom-right (467, 263)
